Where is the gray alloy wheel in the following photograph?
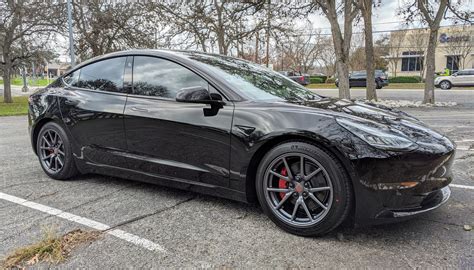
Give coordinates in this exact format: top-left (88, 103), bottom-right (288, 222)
top-left (39, 129), bottom-right (66, 174)
top-left (440, 80), bottom-right (451, 90)
top-left (37, 122), bottom-right (79, 180)
top-left (263, 153), bottom-right (334, 227)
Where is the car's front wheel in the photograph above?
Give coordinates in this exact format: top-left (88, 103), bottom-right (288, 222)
top-left (439, 80), bottom-right (452, 90)
top-left (36, 122), bottom-right (79, 180)
top-left (256, 141), bottom-right (352, 236)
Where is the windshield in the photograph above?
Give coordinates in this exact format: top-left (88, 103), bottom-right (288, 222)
top-left (181, 52), bottom-right (320, 102)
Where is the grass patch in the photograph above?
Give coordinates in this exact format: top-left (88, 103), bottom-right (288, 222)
top-left (0, 77), bottom-right (51, 87)
top-left (0, 96), bottom-right (29, 116)
top-left (1, 228), bottom-right (100, 268)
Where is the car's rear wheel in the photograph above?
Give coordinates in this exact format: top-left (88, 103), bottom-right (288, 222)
top-left (37, 122), bottom-right (79, 180)
top-left (256, 141), bottom-right (352, 236)
top-left (440, 80), bottom-right (451, 90)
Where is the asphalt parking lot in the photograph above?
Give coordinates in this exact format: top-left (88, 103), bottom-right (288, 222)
top-left (0, 89), bottom-right (473, 268)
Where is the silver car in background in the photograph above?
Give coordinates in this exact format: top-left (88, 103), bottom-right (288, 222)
top-left (435, 69), bottom-right (474, 89)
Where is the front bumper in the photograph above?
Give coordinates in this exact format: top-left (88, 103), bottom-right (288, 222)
top-left (350, 146), bottom-right (455, 226)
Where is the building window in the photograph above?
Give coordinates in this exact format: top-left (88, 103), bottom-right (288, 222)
top-left (401, 51), bottom-right (424, 71)
top-left (446, 55), bottom-right (460, 72)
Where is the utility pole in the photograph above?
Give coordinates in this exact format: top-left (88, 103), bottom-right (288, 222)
top-left (67, 0), bottom-right (76, 66)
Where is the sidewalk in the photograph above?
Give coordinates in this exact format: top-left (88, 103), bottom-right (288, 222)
top-left (0, 85), bottom-right (40, 97)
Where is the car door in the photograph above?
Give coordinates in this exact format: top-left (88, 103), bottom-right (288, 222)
top-left (455, 71), bottom-right (472, 86)
top-left (57, 56), bottom-right (128, 167)
top-left (123, 56), bottom-right (234, 188)
top-left (451, 71), bottom-right (465, 85)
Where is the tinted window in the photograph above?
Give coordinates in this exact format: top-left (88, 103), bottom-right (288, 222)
top-left (132, 56), bottom-right (208, 98)
top-left (74, 57), bottom-right (126, 93)
top-left (63, 70), bottom-right (79, 85)
top-left (181, 52), bottom-right (320, 101)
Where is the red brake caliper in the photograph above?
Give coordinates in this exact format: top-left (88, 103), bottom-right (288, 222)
top-left (279, 167), bottom-right (288, 199)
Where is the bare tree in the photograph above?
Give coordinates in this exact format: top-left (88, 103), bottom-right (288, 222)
top-left (387, 31), bottom-right (407, 77)
top-left (311, 0), bottom-right (360, 99)
top-left (72, 1), bottom-right (161, 60)
top-left (406, 29), bottom-right (429, 78)
top-left (317, 38), bottom-right (337, 80)
top-left (0, 0), bottom-right (64, 103)
top-left (356, 0), bottom-right (378, 100)
top-left (279, 25), bottom-right (324, 73)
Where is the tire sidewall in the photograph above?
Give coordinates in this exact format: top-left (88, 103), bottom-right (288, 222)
top-left (440, 80), bottom-right (451, 90)
top-left (36, 122), bottom-right (76, 180)
top-left (256, 141), bottom-right (351, 236)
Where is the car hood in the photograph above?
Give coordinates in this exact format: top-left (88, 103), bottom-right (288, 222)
top-left (290, 97), bottom-right (454, 152)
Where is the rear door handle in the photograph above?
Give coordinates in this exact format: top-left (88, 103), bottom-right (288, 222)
top-left (130, 106), bottom-right (149, 113)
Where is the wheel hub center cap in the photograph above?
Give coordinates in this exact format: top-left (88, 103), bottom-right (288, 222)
top-left (294, 182), bottom-right (304, 193)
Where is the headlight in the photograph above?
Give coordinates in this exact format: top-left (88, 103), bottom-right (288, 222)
top-left (336, 118), bottom-right (417, 151)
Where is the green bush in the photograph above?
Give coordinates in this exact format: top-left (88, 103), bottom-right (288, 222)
top-left (388, 76), bottom-right (422, 83)
top-left (326, 77), bottom-right (336, 84)
top-left (310, 77), bottom-right (324, 84)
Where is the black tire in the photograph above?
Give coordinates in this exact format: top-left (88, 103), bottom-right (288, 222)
top-left (256, 141), bottom-right (352, 236)
top-left (439, 80), bottom-right (451, 90)
top-left (36, 122), bottom-right (79, 180)
top-left (376, 82), bottom-right (382, 89)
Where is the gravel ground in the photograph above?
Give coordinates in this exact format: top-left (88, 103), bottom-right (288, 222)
top-left (0, 89), bottom-right (473, 268)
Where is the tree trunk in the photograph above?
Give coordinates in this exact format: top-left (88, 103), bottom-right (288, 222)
top-left (336, 61), bottom-right (350, 99)
top-left (2, 52), bottom-right (13, 103)
top-left (423, 29), bottom-right (438, 104)
top-left (255, 31), bottom-right (259, 63)
top-left (362, 1), bottom-right (376, 101)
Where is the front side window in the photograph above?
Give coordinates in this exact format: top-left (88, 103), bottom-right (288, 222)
top-left (181, 52), bottom-right (320, 102)
top-left (132, 56), bottom-right (208, 98)
top-left (74, 57), bottom-right (127, 93)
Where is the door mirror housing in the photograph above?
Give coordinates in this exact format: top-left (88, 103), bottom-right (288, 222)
top-left (176, 86), bottom-right (225, 106)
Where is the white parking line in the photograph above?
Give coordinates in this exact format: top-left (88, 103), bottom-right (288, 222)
top-left (457, 147), bottom-right (473, 151)
top-left (450, 184), bottom-right (474, 190)
top-left (0, 192), bottom-right (166, 253)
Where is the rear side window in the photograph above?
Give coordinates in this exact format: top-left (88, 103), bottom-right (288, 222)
top-left (132, 56), bottom-right (208, 98)
top-left (74, 57), bottom-right (127, 93)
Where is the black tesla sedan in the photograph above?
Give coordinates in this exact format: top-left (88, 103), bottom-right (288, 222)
top-left (28, 50), bottom-right (454, 236)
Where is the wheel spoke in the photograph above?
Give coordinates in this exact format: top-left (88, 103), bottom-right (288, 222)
top-left (282, 157), bottom-right (293, 180)
top-left (308, 193), bottom-right (328, 210)
top-left (40, 146), bottom-right (51, 150)
top-left (43, 136), bottom-right (52, 147)
top-left (57, 156), bottom-right (64, 167)
top-left (301, 199), bottom-right (313, 221)
top-left (267, 187), bottom-right (290, 193)
top-left (291, 197), bottom-right (301, 221)
top-left (274, 191), bottom-right (293, 209)
top-left (269, 170), bottom-right (289, 182)
top-left (305, 168), bottom-right (322, 180)
top-left (57, 149), bottom-right (65, 156)
top-left (309, 186), bottom-right (331, 192)
top-left (54, 156), bottom-right (58, 170)
top-left (42, 154), bottom-right (53, 161)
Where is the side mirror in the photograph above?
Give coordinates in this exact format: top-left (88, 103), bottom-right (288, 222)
top-left (175, 86), bottom-right (225, 106)
top-left (452, 73), bottom-right (457, 77)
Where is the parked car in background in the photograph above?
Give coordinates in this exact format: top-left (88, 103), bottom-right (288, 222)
top-left (435, 69), bottom-right (474, 90)
top-left (335, 70), bottom-right (389, 89)
top-left (278, 71), bottom-right (310, 86)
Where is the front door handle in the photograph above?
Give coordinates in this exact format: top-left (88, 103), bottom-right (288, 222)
top-left (130, 106), bottom-right (149, 113)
